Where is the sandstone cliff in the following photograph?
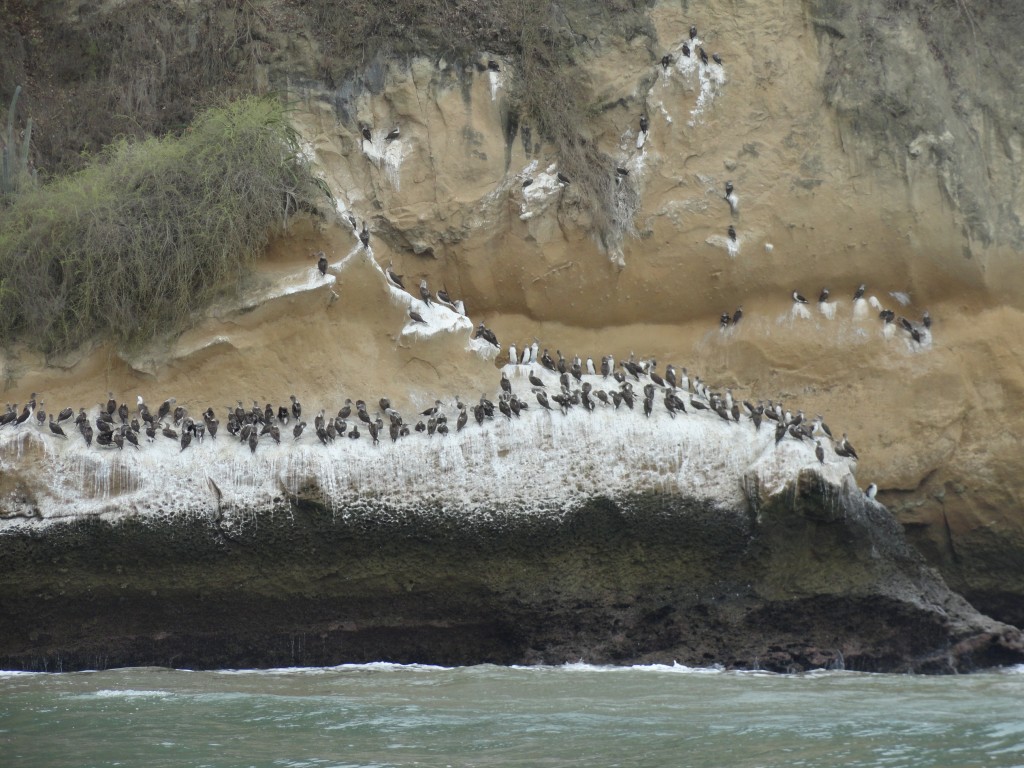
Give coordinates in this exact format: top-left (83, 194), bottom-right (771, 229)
top-left (2, 0), bottom-right (1023, 661)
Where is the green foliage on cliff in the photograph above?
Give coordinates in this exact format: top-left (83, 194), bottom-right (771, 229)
top-left (0, 98), bottom-right (329, 354)
top-left (2, 85), bottom-right (35, 202)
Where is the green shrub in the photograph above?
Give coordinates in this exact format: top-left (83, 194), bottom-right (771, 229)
top-left (0, 97), bottom-right (330, 354)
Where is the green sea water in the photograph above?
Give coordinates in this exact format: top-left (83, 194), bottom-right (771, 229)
top-left (2, 663), bottom-right (1022, 767)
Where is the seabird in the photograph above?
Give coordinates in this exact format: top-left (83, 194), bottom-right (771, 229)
top-left (158, 397), bottom-right (175, 421)
top-left (509, 344), bottom-right (518, 366)
top-left (535, 390), bottom-right (553, 410)
top-left (865, 483), bottom-right (878, 500)
top-left (818, 288), bottom-right (830, 303)
top-left (541, 349), bottom-right (556, 371)
top-left (639, 115), bottom-right (649, 134)
top-left (690, 25), bottom-right (697, 40)
top-left (922, 311), bottom-right (932, 328)
top-left (500, 372), bottom-right (512, 395)
top-left (732, 306), bottom-right (743, 324)
top-left (359, 223), bottom-right (370, 249)
top-left (290, 395), bottom-right (302, 421)
top-left (419, 279), bottom-right (432, 306)
top-left (911, 327), bottom-right (922, 343)
top-left (727, 225), bottom-right (736, 242)
top-left (853, 283), bottom-right (866, 301)
top-left (106, 392), bottom-right (117, 415)
top-left (556, 172), bottom-right (571, 185)
top-left (316, 251), bottom-right (328, 276)
top-left (522, 178), bottom-right (533, 188)
top-left (385, 126), bottom-right (400, 141)
top-left (361, 126), bottom-right (372, 142)
top-left (792, 290), bottom-right (808, 304)
top-left (616, 167), bottom-right (629, 178)
top-left (681, 43), bottom-right (690, 58)
top-left (409, 309), bottom-right (427, 324)
top-left (838, 433), bottom-right (859, 460)
top-left (660, 53), bottom-right (673, 70)
top-left (57, 406), bottom-right (73, 423)
top-left (474, 323), bottom-right (499, 347)
top-left (699, 47), bottom-right (709, 65)
top-left (436, 287), bottom-right (456, 308)
top-left (528, 370), bottom-right (545, 388)
top-left (813, 415), bottom-right (833, 439)
top-left (725, 180), bottom-right (733, 197)
top-left (386, 262), bottom-right (405, 289)
top-left (815, 440), bottom-right (825, 465)
top-left (48, 415), bottom-right (67, 439)
top-left (712, 53), bottom-right (723, 65)
top-left (487, 59), bottom-right (500, 72)
top-left (720, 312), bottom-right (731, 328)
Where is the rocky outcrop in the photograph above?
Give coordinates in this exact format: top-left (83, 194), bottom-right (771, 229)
top-left (2, 0), bottom-right (1024, 664)
top-left (1, 462), bottom-right (1019, 673)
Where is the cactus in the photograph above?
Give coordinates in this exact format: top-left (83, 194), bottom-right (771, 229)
top-left (2, 85), bottom-right (34, 199)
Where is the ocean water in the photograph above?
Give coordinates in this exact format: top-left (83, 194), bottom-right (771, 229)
top-left (2, 663), bottom-right (1023, 768)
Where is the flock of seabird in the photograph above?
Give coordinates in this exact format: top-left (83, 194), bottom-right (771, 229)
top-left (717, 282), bottom-right (934, 346)
top-left (0, 23), bottom-right (882, 500)
top-left (0, 338), bottom-right (860, 491)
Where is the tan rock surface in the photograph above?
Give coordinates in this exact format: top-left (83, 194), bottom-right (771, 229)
top-left (2, 0), bottom-right (1023, 623)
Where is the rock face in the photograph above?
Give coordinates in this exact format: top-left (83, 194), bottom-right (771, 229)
top-left (2, 460), bottom-right (1020, 673)
top-left (2, 0), bottom-right (1024, 664)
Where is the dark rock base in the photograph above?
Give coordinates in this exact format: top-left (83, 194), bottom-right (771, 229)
top-left (2, 482), bottom-right (1021, 673)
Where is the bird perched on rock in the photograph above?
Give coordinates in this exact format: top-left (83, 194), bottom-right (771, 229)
top-left (727, 225), bottom-right (737, 242)
top-left (359, 223), bottom-right (370, 249)
top-left (316, 251), bottom-right (328, 277)
top-left (360, 125), bottom-right (372, 142)
top-left (474, 323), bottom-right (499, 348)
top-left (732, 306), bottom-right (743, 325)
top-left (419, 279), bottom-right (432, 307)
top-left (792, 290), bottom-right (808, 304)
top-left (818, 288), bottom-right (830, 303)
top-left (660, 53), bottom-right (673, 70)
top-left (385, 126), bottom-right (400, 141)
top-left (712, 52), bottom-right (723, 65)
top-left (386, 261), bottom-right (404, 290)
top-left (409, 309), bottom-right (427, 324)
